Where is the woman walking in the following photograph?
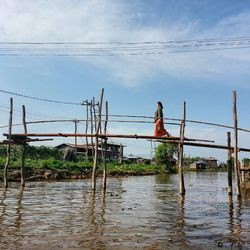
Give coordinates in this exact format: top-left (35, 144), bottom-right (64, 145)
top-left (154, 101), bottom-right (170, 137)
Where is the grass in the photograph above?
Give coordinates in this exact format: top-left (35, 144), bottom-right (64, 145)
top-left (102, 162), bottom-right (166, 175)
top-left (0, 156), bottom-right (168, 181)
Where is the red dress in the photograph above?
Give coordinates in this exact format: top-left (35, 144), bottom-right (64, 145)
top-left (154, 107), bottom-right (170, 136)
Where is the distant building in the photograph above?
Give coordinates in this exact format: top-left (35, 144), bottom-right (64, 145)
top-left (55, 142), bottom-right (125, 160)
top-left (202, 157), bottom-right (218, 168)
top-left (189, 157), bottom-right (218, 170)
top-left (190, 160), bottom-right (207, 170)
top-left (169, 157), bottom-right (177, 167)
top-left (123, 154), bottom-right (151, 164)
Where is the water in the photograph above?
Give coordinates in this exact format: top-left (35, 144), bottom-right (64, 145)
top-left (0, 172), bottom-right (249, 249)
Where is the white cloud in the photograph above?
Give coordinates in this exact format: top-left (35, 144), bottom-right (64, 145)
top-left (0, 0), bottom-right (250, 87)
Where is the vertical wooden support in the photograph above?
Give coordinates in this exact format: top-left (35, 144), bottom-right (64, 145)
top-left (99, 101), bottom-right (103, 136)
top-left (119, 143), bottom-right (123, 164)
top-left (4, 98), bottom-right (13, 188)
top-left (85, 101), bottom-right (89, 161)
top-left (238, 160), bottom-right (242, 183)
top-left (74, 120), bottom-right (78, 158)
top-left (227, 132), bottom-right (232, 195)
top-left (92, 89), bottom-right (104, 190)
top-left (99, 101), bottom-right (104, 161)
top-left (21, 105), bottom-right (27, 187)
top-left (90, 100), bottom-right (94, 159)
top-left (178, 101), bottom-right (186, 195)
top-left (242, 161), bottom-right (246, 183)
top-left (103, 101), bottom-right (109, 189)
top-left (233, 91), bottom-right (241, 197)
top-left (93, 97), bottom-right (97, 132)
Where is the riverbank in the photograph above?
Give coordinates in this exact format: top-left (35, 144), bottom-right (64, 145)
top-left (0, 159), bottom-right (237, 182)
top-left (0, 161), bottom-right (166, 182)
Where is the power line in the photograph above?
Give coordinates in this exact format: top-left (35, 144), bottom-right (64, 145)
top-left (0, 46), bottom-right (249, 57)
top-left (0, 89), bottom-right (82, 106)
top-left (1, 36), bottom-right (250, 45)
top-left (1, 41), bottom-right (250, 51)
top-left (0, 103), bottom-right (76, 120)
top-left (0, 37), bottom-right (250, 56)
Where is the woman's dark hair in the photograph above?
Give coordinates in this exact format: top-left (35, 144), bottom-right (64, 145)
top-left (157, 101), bottom-right (163, 109)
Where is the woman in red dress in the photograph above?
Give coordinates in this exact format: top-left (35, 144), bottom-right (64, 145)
top-left (154, 101), bottom-right (170, 137)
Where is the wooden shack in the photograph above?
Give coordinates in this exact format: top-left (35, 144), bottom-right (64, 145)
top-left (190, 157), bottom-right (218, 170)
top-left (55, 142), bottom-right (125, 160)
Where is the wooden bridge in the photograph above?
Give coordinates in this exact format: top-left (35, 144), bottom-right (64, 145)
top-left (1, 89), bottom-right (250, 198)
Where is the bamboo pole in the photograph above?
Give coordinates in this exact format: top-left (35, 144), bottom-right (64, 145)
top-left (5, 133), bottom-right (212, 142)
top-left (119, 143), bottom-right (123, 164)
top-left (5, 132), bottom-right (250, 152)
top-left (93, 97), bottom-right (97, 132)
top-left (74, 120), bottom-right (78, 158)
top-left (85, 100), bottom-right (89, 161)
top-left (92, 89), bottom-right (104, 190)
top-left (90, 100), bottom-right (94, 159)
top-left (1, 138), bottom-right (53, 144)
top-left (99, 102), bottom-right (103, 136)
top-left (238, 160), bottom-right (243, 183)
top-left (4, 98), bottom-right (13, 188)
top-left (227, 132), bottom-right (232, 195)
top-left (103, 101), bottom-right (108, 189)
top-left (242, 161), bottom-right (246, 183)
top-left (21, 105), bottom-right (27, 187)
top-left (99, 100), bottom-right (104, 162)
top-left (233, 91), bottom-right (241, 197)
top-left (156, 140), bottom-right (250, 152)
top-left (178, 101), bottom-right (186, 195)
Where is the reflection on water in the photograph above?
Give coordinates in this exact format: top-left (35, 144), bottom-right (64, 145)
top-left (0, 172), bottom-right (249, 249)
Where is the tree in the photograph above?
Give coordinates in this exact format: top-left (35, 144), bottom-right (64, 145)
top-left (155, 143), bottom-right (178, 170)
top-left (183, 155), bottom-right (200, 167)
top-left (242, 158), bottom-right (250, 166)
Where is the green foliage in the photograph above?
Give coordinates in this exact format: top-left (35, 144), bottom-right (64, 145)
top-left (242, 158), bottom-right (250, 166)
top-left (103, 162), bottom-right (164, 174)
top-left (0, 145), bottom-right (63, 160)
top-left (26, 145), bottom-right (63, 160)
top-left (0, 145), bottom-right (165, 177)
top-left (155, 143), bottom-right (177, 171)
top-left (183, 156), bottom-right (200, 167)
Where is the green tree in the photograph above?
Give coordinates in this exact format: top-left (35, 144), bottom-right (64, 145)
top-left (155, 143), bottom-right (178, 170)
top-left (242, 158), bottom-right (250, 166)
top-left (183, 155), bottom-right (200, 167)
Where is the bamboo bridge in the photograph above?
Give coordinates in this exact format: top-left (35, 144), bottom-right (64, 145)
top-left (1, 89), bottom-right (249, 198)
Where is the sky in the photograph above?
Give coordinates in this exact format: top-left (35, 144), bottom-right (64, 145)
top-left (0, 0), bottom-right (250, 162)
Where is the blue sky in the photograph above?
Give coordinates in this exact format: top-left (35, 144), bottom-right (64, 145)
top-left (0, 0), bottom-right (250, 161)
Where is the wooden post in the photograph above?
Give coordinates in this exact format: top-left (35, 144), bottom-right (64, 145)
top-left (21, 105), bottom-right (27, 187)
top-left (90, 100), bottom-right (94, 159)
top-left (233, 91), bottom-right (241, 197)
top-left (99, 101), bottom-right (103, 136)
top-left (85, 100), bottom-right (89, 161)
top-left (238, 160), bottom-right (243, 183)
top-left (74, 120), bottom-right (78, 158)
top-left (99, 101), bottom-right (104, 161)
top-left (103, 101), bottom-right (109, 189)
top-left (242, 161), bottom-right (246, 183)
top-left (4, 98), bottom-right (13, 188)
top-left (92, 89), bottom-right (104, 190)
top-left (178, 101), bottom-right (186, 195)
top-left (119, 143), bottom-right (123, 164)
top-left (93, 97), bottom-right (97, 132)
top-left (227, 132), bottom-right (232, 195)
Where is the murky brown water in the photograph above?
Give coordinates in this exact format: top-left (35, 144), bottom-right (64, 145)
top-left (0, 172), bottom-right (249, 249)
